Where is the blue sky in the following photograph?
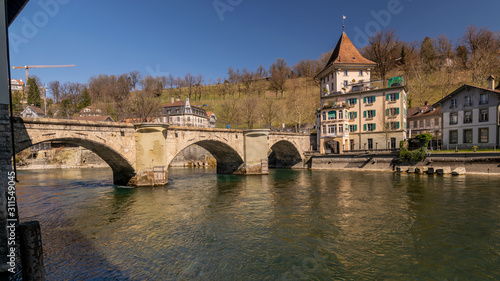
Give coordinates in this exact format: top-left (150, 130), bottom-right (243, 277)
top-left (7, 0), bottom-right (500, 88)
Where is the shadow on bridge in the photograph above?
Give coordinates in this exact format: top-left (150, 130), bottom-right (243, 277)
top-left (268, 140), bottom-right (303, 169)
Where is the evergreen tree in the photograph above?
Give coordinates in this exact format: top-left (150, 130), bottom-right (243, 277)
top-left (26, 77), bottom-right (42, 106)
top-left (77, 87), bottom-right (91, 110)
top-left (420, 36), bottom-right (436, 70)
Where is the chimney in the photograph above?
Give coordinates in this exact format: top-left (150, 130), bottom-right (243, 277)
top-left (171, 96), bottom-right (174, 103)
top-left (424, 101), bottom-right (428, 106)
top-left (487, 75), bottom-right (495, 90)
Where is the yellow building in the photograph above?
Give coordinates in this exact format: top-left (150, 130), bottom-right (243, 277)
top-left (315, 32), bottom-right (407, 154)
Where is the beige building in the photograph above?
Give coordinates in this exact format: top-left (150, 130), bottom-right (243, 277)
top-left (407, 104), bottom-right (442, 147)
top-left (315, 32), bottom-right (408, 154)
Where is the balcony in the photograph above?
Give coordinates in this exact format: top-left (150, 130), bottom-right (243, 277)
top-left (324, 131), bottom-right (349, 138)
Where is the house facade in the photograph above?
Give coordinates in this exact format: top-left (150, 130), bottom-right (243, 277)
top-left (20, 105), bottom-right (46, 118)
top-left (407, 104), bottom-right (442, 146)
top-left (433, 81), bottom-right (500, 149)
top-left (10, 79), bottom-right (24, 92)
top-left (163, 98), bottom-right (215, 128)
top-left (79, 105), bottom-right (103, 117)
top-left (315, 32), bottom-right (408, 154)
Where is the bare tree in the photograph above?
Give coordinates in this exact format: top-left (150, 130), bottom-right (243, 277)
top-left (128, 70), bottom-right (142, 91)
top-left (363, 30), bottom-right (401, 82)
top-left (462, 25), bottom-right (499, 81)
top-left (269, 58), bottom-right (291, 98)
top-left (184, 73), bottom-right (196, 100)
top-left (48, 81), bottom-right (61, 103)
top-left (255, 65), bottom-right (268, 78)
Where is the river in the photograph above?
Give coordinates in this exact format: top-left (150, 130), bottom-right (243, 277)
top-left (15, 168), bottom-right (500, 280)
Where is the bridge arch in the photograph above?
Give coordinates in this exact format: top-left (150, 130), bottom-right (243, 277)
top-left (15, 138), bottom-right (135, 186)
top-left (167, 140), bottom-right (244, 174)
top-left (268, 140), bottom-right (303, 168)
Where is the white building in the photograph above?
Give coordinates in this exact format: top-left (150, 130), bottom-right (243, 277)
top-left (163, 98), bottom-right (216, 128)
top-left (433, 77), bottom-right (500, 149)
top-left (20, 105), bottom-right (46, 118)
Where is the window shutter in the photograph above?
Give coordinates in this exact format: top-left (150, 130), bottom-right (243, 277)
top-left (386, 122), bottom-right (390, 129)
top-left (363, 111), bottom-right (367, 118)
top-left (396, 108), bottom-right (400, 115)
top-left (396, 93), bottom-right (400, 100)
top-left (363, 124), bottom-right (367, 131)
top-left (354, 98), bottom-right (357, 104)
top-left (328, 111), bottom-right (336, 119)
top-left (354, 112), bottom-right (357, 118)
top-left (373, 110), bottom-right (376, 117)
top-left (386, 109), bottom-right (389, 116)
top-left (373, 123), bottom-right (376, 130)
top-left (354, 125), bottom-right (357, 131)
top-left (404, 122), bottom-right (406, 129)
top-left (364, 97), bottom-right (367, 103)
top-left (373, 96), bottom-right (376, 102)
top-left (397, 122), bottom-right (400, 129)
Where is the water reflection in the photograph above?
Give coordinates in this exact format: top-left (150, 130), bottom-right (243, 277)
top-left (14, 168), bottom-right (500, 280)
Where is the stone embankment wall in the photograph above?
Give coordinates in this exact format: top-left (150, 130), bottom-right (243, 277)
top-left (310, 153), bottom-right (500, 175)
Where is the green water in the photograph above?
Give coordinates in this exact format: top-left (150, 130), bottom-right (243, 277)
top-left (15, 168), bottom-right (500, 280)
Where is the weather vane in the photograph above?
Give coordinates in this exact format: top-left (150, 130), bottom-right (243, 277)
top-left (342, 15), bottom-right (346, 32)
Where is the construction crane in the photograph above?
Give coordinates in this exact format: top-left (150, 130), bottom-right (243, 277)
top-left (12, 64), bottom-right (76, 87)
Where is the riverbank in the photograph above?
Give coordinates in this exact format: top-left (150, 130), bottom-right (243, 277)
top-left (309, 152), bottom-right (500, 176)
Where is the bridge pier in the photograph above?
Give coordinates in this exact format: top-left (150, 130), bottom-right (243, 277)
top-left (235, 129), bottom-right (270, 175)
top-left (128, 123), bottom-right (169, 187)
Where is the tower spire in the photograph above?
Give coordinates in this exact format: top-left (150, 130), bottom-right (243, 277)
top-left (342, 15), bottom-right (346, 32)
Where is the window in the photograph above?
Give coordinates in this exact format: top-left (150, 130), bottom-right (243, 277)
top-left (359, 70), bottom-right (363, 76)
top-left (419, 120), bottom-right (424, 128)
top-left (322, 126), bottom-right (326, 134)
top-left (413, 121), bottom-right (417, 129)
top-left (328, 125), bottom-right (337, 134)
top-left (367, 123), bottom-right (376, 131)
top-left (434, 118), bottom-right (439, 127)
top-left (343, 80), bottom-right (348, 87)
top-left (364, 110), bottom-right (376, 119)
top-left (322, 112), bottom-right (326, 120)
top-left (386, 93), bottom-right (399, 102)
top-left (464, 96), bottom-right (472, 106)
top-left (479, 128), bottom-right (489, 143)
top-left (480, 93), bottom-right (488, 104)
top-left (464, 111), bottom-right (472, 123)
top-left (425, 119), bottom-right (430, 127)
top-left (349, 112), bottom-right (357, 119)
top-left (480, 109), bottom-right (488, 122)
top-left (390, 138), bottom-right (396, 149)
top-left (338, 110), bottom-right (343, 119)
top-left (450, 99), bottom-right (457, 108)
top-left (463, 129), bottom-right (473, 143)
top-left (364, 96), bottom-right (375, 104)
top-left (343, 70), bottom-right (348, 76)
top-left (187, 117), bottom-right (191, 122)
top-left (331, 83), bottom-right (334, 91)
top-left (177, 117), bottom-right (180, 122)
top-left (328, 111), bottom-right (336, 120)
top-left (338, 126), bottom-right (343, 134)
top-left (386, 107), bottom-right (399, 116)
top-left (349, 125), bottom-right (357, 132)
top-left (388, 122), bottom-right (400, 130)
top-left (449, 130), bottom-right (458, 144)
top-left (450, 112), bottom-right (458, 125)
top-left (368, 139), bottom-right (373, 150)
top-left (347, 98), bottom-right (357, 105)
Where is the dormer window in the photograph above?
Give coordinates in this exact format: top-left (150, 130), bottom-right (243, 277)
top-left (343, 70), bottom-right (348, 76)
top-left (450, 99), bottom-right (457, 108)
top-left (359, 70), bottom-right (363, 76)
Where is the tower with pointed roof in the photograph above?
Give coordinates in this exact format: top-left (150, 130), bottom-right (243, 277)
top-left (315, 32), bottom-right (407, 154)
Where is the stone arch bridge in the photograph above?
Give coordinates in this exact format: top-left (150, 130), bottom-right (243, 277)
top-left (14, 118), bottom-right (314, 186)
